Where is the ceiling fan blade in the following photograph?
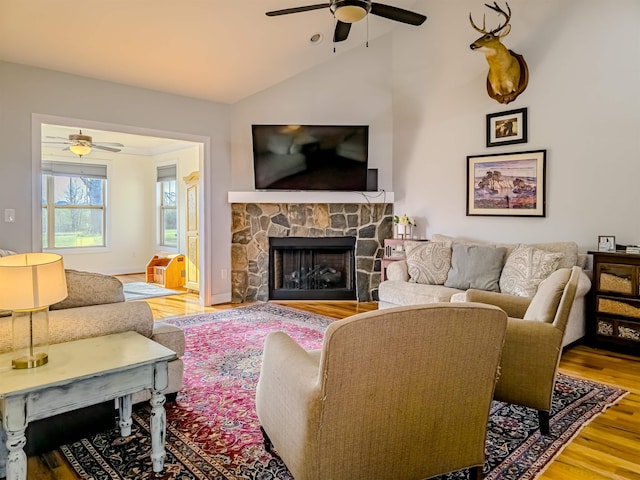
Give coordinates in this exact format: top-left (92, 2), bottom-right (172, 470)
top-left (93, 145), bottom-right (122, 153)
top-left (42, 141), bottom-right (71, 145)
top-left (44, 136), bottom-right (70, 141)
top-left (334, 20), bottom-right (351, 42)
top-left (266, 3), bottom-right (328, 16)
top-left (94, 142), bottom-right (124, 147)
top-left (370, 3), bottom-right (426, 25)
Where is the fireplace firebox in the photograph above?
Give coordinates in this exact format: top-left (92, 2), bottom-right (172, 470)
top-left (269, 237), bottom-right (356, 300)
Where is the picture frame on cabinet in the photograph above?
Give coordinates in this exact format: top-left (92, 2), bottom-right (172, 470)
top-left (466, 149), bottom-right (546, 217)
top-left (486, 107), bottom-right (528, 147)
top-left (598, 235), bottom-right (616, 252)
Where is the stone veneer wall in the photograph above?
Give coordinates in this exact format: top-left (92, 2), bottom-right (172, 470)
top-left (231, 203), bottom-right (393, 303)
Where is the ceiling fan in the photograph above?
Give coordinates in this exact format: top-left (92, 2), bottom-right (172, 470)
top-left (266, 0), bottom-right (426, 42)
top-left (43, 130), bottom-right (124, 157)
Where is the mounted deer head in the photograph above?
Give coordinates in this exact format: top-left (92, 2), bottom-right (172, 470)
top-left (470, 2), bottom-right (528, 104)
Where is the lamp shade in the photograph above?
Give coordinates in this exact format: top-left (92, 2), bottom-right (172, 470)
top-left (0, 253), bottom-right (67, 310)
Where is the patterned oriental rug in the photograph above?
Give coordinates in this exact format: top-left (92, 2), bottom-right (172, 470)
top-left (60, 303), bottom-right (627, 480)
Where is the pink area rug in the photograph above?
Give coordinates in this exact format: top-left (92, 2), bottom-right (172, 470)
top-left (60, 303), bottom-right (627, 479)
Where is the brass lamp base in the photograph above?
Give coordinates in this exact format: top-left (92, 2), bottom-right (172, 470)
top-left (12, 352), bottom-right (48, 369)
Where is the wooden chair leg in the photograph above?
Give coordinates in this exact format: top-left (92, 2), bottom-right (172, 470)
top-left (260, 426), bottom-right (273, 453)
top-left (538, 410), bottom-right (550, 436)
top-left (469, 465), bottom-right (483, 480)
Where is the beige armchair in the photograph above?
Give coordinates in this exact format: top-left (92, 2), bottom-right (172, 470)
top-left (454, 266), bottom-right (582, 435)
top-left (256, 303), bottom-right (508, 480)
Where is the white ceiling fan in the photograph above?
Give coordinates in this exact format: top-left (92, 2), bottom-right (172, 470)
top-left (43, 130), bottom-right (124, 157)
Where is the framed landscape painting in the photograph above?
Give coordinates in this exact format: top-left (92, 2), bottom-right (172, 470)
top-left (466, 150), bottom-right (546, 217)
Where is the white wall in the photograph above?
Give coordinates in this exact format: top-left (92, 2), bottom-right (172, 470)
top-left (391, 0), bottom-right (640, 250)
top-left (230, 38), bottom-right (394, 193)
top-left (230, 0), bottom-right (640, 253)
top-left (0, 61), bottom-right (232, 303)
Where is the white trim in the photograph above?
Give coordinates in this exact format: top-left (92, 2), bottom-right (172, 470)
top-left (227, 190), bottom-right (394, 204)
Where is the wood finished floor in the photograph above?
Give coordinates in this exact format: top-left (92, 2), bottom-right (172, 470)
top-left (27, 275), bottom-right (640, 479)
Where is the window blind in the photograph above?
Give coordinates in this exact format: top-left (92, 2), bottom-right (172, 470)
top-left (42, 161), bottom-right (107, 179)
top-left (157, 164), bottom-right (177, 182)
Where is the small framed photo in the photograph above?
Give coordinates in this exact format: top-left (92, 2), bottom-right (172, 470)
top-left (598, 236), bottom-right (616, 252)
top-left (486, 107), bottom-right (528, 147)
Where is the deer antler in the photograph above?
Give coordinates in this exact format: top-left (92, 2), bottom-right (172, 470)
top-left (469, 2), bottom-right (512, 35)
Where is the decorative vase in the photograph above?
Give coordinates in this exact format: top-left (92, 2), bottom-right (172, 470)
top-left (395, 224), bottom-right (412, 239)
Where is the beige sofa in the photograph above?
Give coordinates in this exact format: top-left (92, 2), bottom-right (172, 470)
top-left (0, 269), bottom-right (185, 401)
top-left (378, 235), bottom-right (591, 347)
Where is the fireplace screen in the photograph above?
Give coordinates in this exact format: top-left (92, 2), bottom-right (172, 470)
top-left (269, 237), bottom-right (356, 300)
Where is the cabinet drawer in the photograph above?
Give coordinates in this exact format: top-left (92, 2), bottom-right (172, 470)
top-left (596, 263), bottom-right (638, 295)
top-left (597, 296), bottom-right (640, 319)
top-left (596, 317), bottom-right (640, 343)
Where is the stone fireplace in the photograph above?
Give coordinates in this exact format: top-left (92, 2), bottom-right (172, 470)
top-left (230, 202), bottom-right (393, 303)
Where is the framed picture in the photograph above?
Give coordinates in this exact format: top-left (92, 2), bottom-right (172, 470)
top-left (467, 150), bottom-right (546, 217)
top-left (598, 235), bottom-right (616, 252)
top-left (486, 107), bottom-right (528, 147)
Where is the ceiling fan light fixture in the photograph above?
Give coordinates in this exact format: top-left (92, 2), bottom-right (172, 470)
top-left (331, 1), bottom-right (371, 23)
top-left (69, 143), bottom-right (91, 157)
top-left (335, 5), bottom-right (366, 22)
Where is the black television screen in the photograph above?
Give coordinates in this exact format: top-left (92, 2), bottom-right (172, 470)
top-left (252, 124), bottom-right (369, 191)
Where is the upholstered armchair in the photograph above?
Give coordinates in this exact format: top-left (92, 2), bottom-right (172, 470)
top-left (453, 266), bottom-right (582, 435)
top-left (256, 303), bottom-right (508, 480)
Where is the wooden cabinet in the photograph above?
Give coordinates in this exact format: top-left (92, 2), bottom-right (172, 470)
top-left (589, 251), bottom-right (640, 355)
top-left (183, 171), bottom-right (199, 292)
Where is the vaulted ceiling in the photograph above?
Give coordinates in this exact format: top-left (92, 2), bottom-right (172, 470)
top-left (0, 0), bottom-right (423, 105)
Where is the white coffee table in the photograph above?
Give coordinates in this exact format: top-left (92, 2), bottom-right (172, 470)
top-left (0, 331), bottom-right (176, 480)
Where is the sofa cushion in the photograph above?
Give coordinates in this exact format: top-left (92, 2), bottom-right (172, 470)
top-left (499, 244), bottom-right (563, 297)
top-left (523, 268), bottom-right (571, 323)
top-left (444, 244), bottom-right (506, 292)
top-left (405, 241), bottom-right (452, 285)
top-left (431, 234), bottom-right (579, 270)
top-left (51, 269), bottom-right (125, 310)
top-left (529, 242), bottom-right (578, 269)
top-left (378, 280), bottom-right (464, 305)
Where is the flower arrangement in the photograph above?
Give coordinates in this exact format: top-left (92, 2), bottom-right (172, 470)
top-left (393, 214), bottom-right (415, 239)
top-left (393, 214), bottom-right (416, 227)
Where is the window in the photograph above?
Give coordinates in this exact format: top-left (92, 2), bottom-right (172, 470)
top-left (42, 161), bottom-right (107, 249)
top-left (157, 164), bottom-right (177, 248)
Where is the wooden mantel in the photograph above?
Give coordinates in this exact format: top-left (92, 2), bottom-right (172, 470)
top-left (227, 191), bottom-right (394, 204)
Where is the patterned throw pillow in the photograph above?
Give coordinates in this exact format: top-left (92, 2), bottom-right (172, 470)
top-left (499, 244), bottom-right (563, 297)
top-left (405, 241), bottom-right (452, 285)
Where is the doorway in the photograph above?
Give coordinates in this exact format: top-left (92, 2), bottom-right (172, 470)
top-left (33, 114), bottom-right (208, 305)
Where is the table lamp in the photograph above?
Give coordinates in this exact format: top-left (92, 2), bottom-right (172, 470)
top-left (0, 253), bottom-right (67, 368)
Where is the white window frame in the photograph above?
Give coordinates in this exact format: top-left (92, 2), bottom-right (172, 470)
top-left (157, 164), bottom-right (178, 249)
top-left (42, 161), bottom-right (108, 251)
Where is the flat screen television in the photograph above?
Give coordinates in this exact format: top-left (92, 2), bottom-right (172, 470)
top-left (252, 124), bottom-right (369, 191)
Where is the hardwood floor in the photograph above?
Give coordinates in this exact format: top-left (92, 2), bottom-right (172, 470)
top-left (26, 284), bottom-right (640, 479)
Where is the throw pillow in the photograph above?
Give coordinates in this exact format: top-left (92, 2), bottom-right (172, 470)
top-left (405, 241), bottom-right (452, 285)
top-left (499, 244), bottom-right (563, 297)
top-left (444, 244), bottom-right (507, 291)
